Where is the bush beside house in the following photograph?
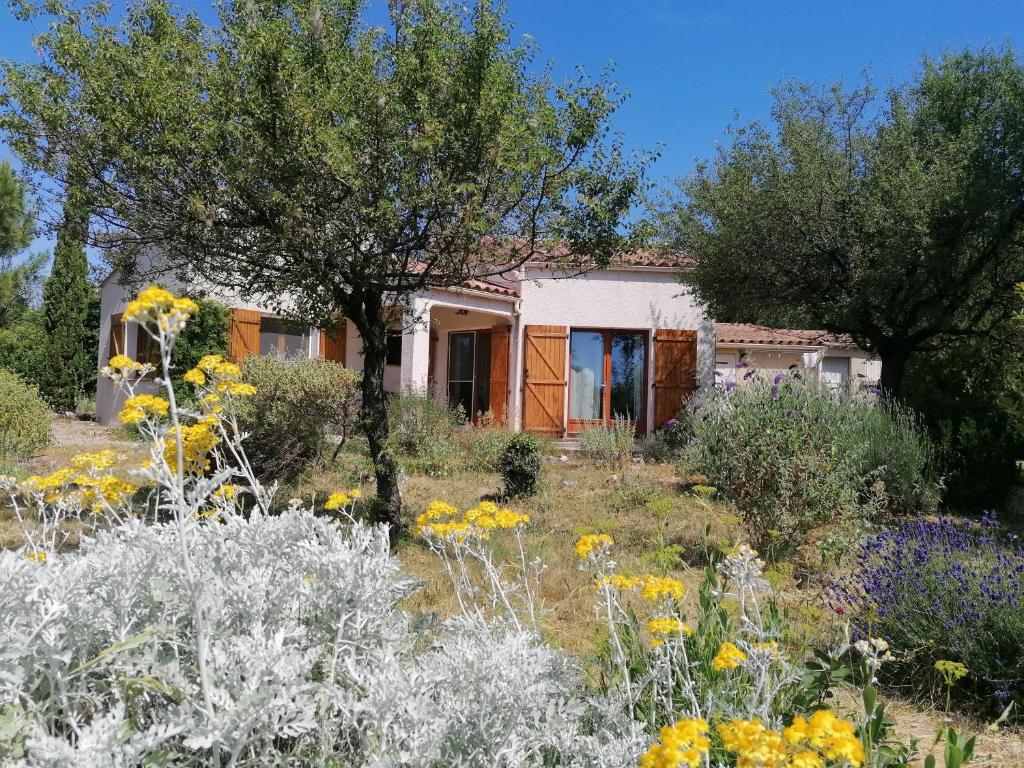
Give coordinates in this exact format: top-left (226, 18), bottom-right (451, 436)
top-left (0, 369), bottom-right (51, 461)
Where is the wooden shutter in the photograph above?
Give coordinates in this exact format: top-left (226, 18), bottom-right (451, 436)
top-left (108, 313), bottom-right (125, 360)
top-left (320, 321), bottom-right (347, 364)
top-left (228, 308), bottom-right (261, 362)
top-left (488, 325), bottom-right (511, 425)
top-left (653, 329), bottom-right (697, 428)
top-left (522, 325), bottom-right (567, 435)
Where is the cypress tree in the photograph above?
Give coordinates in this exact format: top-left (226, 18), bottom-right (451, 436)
top-left (42, 183), bottom-right (91, 411)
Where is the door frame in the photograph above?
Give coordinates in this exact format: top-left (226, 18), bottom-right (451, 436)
top-left (567, 328), bottom-right (649, 436)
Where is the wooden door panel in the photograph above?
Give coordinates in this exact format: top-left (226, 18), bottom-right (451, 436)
top-left (522, 325), bottom-right (567, 435)
top-left (489, 325), bottom-right (510, 425)
top-left (320, 321), bottom-right (347, 364)
top-left (653, 329), bottom-right (697, 428)
top-left (228, 308), bottom-right (261, 362)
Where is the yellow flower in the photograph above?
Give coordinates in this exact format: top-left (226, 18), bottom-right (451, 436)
top-left (718, 718), bottom-right (788, 767)
top-left (350, 489), bottom-right (363, 499)
top-left (639, 718), bottom-right (709, 768)
top-left (119, 394), bottom-right (170, 425)
top-left (212, 484), bottom-right (237, 501)
top-left (640, 575), bottom-right (685, 602)
top-left (575, 533), bottom-right (614, 560)
top-left (164, 420), bottom-right (220, 474)
top-left (324, 491), bottom-right (352, 510)
top-left (935, 659), bottom-right (969, 685)
top-left (25, 550), bottom-right (47, 563)
top-left (215, 380), bottom-right (256, 397)
top-left (71, 450), bottom-right (120, 472)
top-left (712, 641), bottom-right (748, 672)
top-left (647, 616), bottom-right (693, 638)
top-left (123, 286), bottom-right (198, 335)
top-left (183, 367), bottom-right (206, 386)
top-left (597, 573), bottom-right (641, 591)
top-left (785, 710), bottom-right (863, 767)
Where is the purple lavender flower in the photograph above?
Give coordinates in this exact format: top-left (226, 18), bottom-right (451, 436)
top-left (772, 372), bottom-right (784, 385)
top-left (867, 385), bottom-right (880, 395)
top-left (725, 380), bottom-right (736, 392)
top-left (743, 369), bottom-right (756, 380)
top-left (770, 385), bottom-right (778, 398)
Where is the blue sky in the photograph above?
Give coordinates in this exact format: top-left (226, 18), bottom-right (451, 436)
top-left (2, 0), bottom-right (1023, 256)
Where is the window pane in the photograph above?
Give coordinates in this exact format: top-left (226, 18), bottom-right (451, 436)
top-left (260, 317), bottom-right (308, 358)
top-left (610, 333), bottom-right (645, 421)
top-left (474, 332), bottom-right (491, 417)
top-left (570, 331), bottom-right (604, 420)
top-left (448, 332), bottom-right (475, 381)
top-left (386, 333), bottom-right (403, 366)
top-left (447, 381), bottom-right (473, 421)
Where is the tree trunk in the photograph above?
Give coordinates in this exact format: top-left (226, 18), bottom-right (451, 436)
top-left (348, 296), bottom-right (403, 545)
top-left (877, 347), bottom-right (910, 400)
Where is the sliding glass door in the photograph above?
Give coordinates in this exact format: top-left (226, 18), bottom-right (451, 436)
top-left (447, 330), bottom-right (493, 421)
top-left (569, 329), bottom-right (648, 434)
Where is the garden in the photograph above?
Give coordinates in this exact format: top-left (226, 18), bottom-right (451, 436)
top-left (0, 288), bottom-right (1020, 766)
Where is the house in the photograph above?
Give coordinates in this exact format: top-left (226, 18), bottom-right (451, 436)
top-left (96, 253), bottom-right (717, 435)
top-left (714, 323), bottom-right (880, 389)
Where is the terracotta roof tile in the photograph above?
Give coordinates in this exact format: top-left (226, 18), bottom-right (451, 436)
top-left (716, 323), bottom-right (826, 347)
top-left (461, 277), bottom-right (519, 298)
top-left (526, 247), bottom-right (694, 269)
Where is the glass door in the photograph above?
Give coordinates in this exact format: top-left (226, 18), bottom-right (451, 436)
top-left (569, 329), bottom-right (648, 434)
top-left (447, 332), bottom-right (476, 420)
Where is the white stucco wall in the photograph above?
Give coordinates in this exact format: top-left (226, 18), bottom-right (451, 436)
top-left (716, 345), bottom-right (882, 390)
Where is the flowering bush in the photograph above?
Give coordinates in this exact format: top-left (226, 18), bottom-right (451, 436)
top-left (679, 374), bottom-right (939, 558)
top-left (0, 287), bottom-right (974, 766)
top-left (833, 512), bottom-right (1024, 717)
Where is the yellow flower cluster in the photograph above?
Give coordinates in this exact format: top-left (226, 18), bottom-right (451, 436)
top-left (119, 394), bottom-right (170, 425)
top-left (597, 573), bottom-right (642, 591)
top-left (639, 718), bottom-right (710, 768)
top-left (103, 355), bottom-right (150, 381)
top-left (934, 659), bottom-right (969, 685)
top-left (123, 285), bottom-right (198, 335)
top-left (575, 533), bottom-right (614, 560)
top-left (164, 418), bottom-right (220, 474)
top-left (647, 616), bottom-right (693, 637)
top-left (784, 710), bottom-right (864, 767)
top-left (712, 641), bottom-right (748, 672)
top-left (22, 452), bottom-right (138, 512)
top-left (640, 575), bottom-right (685, 602)
top-left (324, 488), bottom-right (362, 510)
top-left (183, 354), bottom-right (256, 398)
top-left (414, 499), bottom-right (529, 539)
top-left (26, 551), bottom-right (47, 563)
top-left (719, 718), bottom-right (790, 767)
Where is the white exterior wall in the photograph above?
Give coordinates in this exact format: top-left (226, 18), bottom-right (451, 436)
top-left (716, 345), bottom-right (882, 390)
top-left (512, 266), bottom-right (713, 433)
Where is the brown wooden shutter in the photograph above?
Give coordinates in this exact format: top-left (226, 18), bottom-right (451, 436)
top-left (653, 329), bottom-right (697, 428)
top-left (320, 320), bottom-right (347, 364)
top-left (488, 325), bottom-right (511, 425)
top-left (108, 313), bottom-right (125, 360)
top-left (522, 325), bottom-right (567, 435)
top-left (228, 308), bottom-right (261, 362)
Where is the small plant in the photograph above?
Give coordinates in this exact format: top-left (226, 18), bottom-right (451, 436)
top-left (578, 414), bottom-right (635, 467)
top-left (459, 426), bottom-right (514, 473)
top-left (0, 368), bottom-right (51, 460)
top-left (498, 432), bottom-right (543, 497)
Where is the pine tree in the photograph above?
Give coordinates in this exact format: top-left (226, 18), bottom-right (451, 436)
top-left (42, 184), bottom-right (91, 411)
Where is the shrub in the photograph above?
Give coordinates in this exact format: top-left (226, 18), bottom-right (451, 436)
top-left (0, 311), bottom-right (48, 389)
top-left (578, 415), bottom-right (635, 466)
top-left (834, 513), bottom-right (1024, 718)
top-left (680, 374), bottom-right (939, 558)
top-left (458, 426), bottom-right (514, 473)
top-left (498, 432), bottom-right (543, 497)
top-left (236, 356), bottom-right (360, 482)
top-left (385, 391), bottom-right (465, 476)
top-left (0, 368), bottom-right (51, 460)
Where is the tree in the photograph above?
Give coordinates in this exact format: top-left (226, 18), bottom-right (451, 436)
top-left (0, 159), bottom-right (36, 324)
top-left (1, 0), bottom-right (650, 532)
top-left (660, 48), bottom-right (1024, 397)
top-left (41, 183), bottom-right (92, 410)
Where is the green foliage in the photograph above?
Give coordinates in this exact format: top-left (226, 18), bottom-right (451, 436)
top-left (0, 160), bottom-right (33, 263)
top-left (0, 308), bottom-right (47, 386)
top-left (498, 432), bottom-right (543, 498)
top-left (578, 415), bottom-right (635, 466)
top-left (458, 427), bottom-right (515, 474)
top-left (662, 47), bottom-right (1024, 395)
top-left (235, 357), bottom-right (360, 483)
top-left (0, 368), bottom-right (51, 459)
top-left (169, 298), bottom-right (230, 393)
top-left (385, 392), bottom-right (464, 477)
top-left (681, 375), bottom-right (939, 558)
top-left (41, 185), bottom-right (92, 411)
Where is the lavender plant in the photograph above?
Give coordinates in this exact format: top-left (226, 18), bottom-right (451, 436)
top-left (833, 512), bottom-right (1024, 717)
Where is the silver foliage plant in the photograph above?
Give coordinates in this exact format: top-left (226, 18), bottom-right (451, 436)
top-left (0, 287), bottom-right (644, 767)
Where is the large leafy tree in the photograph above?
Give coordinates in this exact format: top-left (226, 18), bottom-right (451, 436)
top-left (42, 182), bottom-right (92, 410)
top-left (1, 0), bottom-right (649, 531)
top-left (661, 48), bottom-right (1024, 397)
top-left (0, 159), bottom-right (36, 324)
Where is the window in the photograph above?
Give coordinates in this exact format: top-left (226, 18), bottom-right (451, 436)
top-left (569, 330), bottom-right (647, 428)
top-left (821, 356), bottom-right (850, 391)
top-left (135, 328), bottom-right (160, 367)
top-left (259, 317), bottom-right (309, 358)
top-left (715, 352), bottom-right (738, 382)
top-left (108, 313), bottom-right (125, 359)
top-left (386, 332), bottom-right (403, 366)
top-left (446, 330), bottom-right (493, 422)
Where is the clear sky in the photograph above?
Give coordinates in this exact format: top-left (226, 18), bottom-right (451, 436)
top-left (1, 0), bottom-right (1023, 253)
